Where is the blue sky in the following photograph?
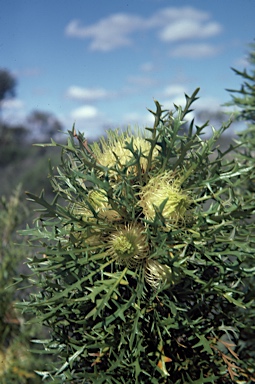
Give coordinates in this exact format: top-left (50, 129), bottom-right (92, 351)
top-left (1, 0), bottom-right (255, 138)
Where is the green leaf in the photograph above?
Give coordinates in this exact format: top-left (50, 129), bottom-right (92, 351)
top-left (193, 334), bottom-right (213, 355)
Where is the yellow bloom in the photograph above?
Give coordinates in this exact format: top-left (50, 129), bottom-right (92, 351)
top-left (92, 129), bottom-right (157, 175)
top-left (107, 224), bottom-right (148, 268)
top-left (138, 171), bottom-right (190, 227)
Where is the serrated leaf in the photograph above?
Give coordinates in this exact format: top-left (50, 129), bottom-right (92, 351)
top-left (193, 334), bottom-right (213, 355)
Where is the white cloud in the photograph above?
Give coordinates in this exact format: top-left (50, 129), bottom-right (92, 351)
top-left (66, 86), bottom-right (111, 102)
top-left (233, 56), bottom-right (250, 68)
top-left (67, 109), bottom-right (120, 139)
top-left (122, 111), bottom-right (155, 128)
top-left (195, 96), bottom-right (223, 113)
top-left (70, 105), bottom-right (99, 120)
top-left (160, 96), bottom-right (187, 111)
top-left (65, 13), bottom-right (144, 51)
top-left (156, 85), bottom-right (188, 110)
top-left (164, 85), bottom-right (187, 97)
top-left (2, 98), bottom-right (24, 109)
top-left (149, 6), bottom-right (210, 26)
top-left (159, 20), bottom-right (221, 42)
top-left (170, 43), bottom-right (220, 58)
top-left (161, 89), bottom-right (223, 114)
top-left (65, 7), bottom-right (222, 52)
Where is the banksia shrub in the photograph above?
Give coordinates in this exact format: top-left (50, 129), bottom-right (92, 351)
top-left (21, 89), bottom-right (255, 383)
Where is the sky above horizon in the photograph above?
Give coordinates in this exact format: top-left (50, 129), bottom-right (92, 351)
top-left (1, 0), bottom-right (255, 139)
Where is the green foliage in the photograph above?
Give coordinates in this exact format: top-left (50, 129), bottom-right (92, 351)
top-left (20, 89), bottom-right (255, 383)
top-left (225, 40), bottom-right (255, 380)
top-left (1, 185), bottom-right (27, 342)
top-left (0, 186), bottom-right (46, 383)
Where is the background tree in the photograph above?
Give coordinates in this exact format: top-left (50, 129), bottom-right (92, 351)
top-left (27, 110), bottom-right (63, 142)
top-left (0, 68), bottom-right (17, 119)
top-left (0, 123), bottom-right (29, 166)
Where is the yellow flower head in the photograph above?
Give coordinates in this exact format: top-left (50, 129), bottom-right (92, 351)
top-left (107, 224), bottom-right (148, 268)
top-left (92, 129), bottom-right (157, 175)
top-left (138, 171), bottom-right (190, 226)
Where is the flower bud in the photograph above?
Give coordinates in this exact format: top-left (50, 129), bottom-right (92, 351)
top-left (88, 189), bottom-right (121, 221)
top-left (145, 259), bottom-right (173, 288)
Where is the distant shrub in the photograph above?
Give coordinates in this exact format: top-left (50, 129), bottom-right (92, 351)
top-left (0, 186), bottom-right (45, 383)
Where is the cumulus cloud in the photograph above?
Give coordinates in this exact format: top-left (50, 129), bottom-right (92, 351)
top-left (2, 99), bottom-right (24, 110)
top-left (66, 86), bottom-right (111, 102)
top-left (159, 21), bottom-right (221, 42)
top-left (65, 13), bottom-right (144, 51)
top-left (233, 56), bottom-right (250, 68)
top-left (67, 109), bottom-right (118, 139)
top-left (195, 96), bottom-right (224, 113)
top-left (163, 85), bottom-right (187, 97)
top-left (65, 6), bottom-right (222, 52)
top-left (148, 6), bottom-right (209, 26)
top-left (122, 111), bottom-right (155, 128)
top-left (70, 105), bottom-right (99, 120)
top-left (157, 85), bottom-right (188, 110)
top-left (170, 43), bottom-right (220, 58)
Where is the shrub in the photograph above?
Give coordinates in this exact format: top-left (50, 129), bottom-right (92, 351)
top-left (224, 40), bottom-right (255, 382)
top-left (0, 186), bottom-right (44, 383)
top-left (20, 89), bottom-right (255, 383)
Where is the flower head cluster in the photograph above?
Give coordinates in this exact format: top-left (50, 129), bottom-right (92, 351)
top-left (72, 129), bottom-right (192, 288)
